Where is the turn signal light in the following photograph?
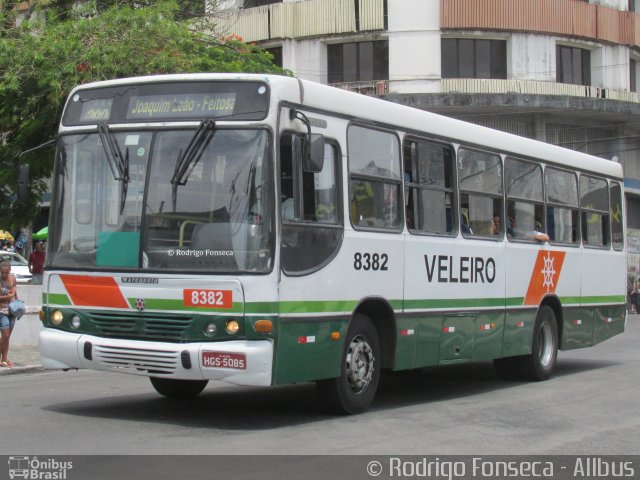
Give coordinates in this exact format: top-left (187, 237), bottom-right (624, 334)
top-left (254, 320), bottom-right (273, 333)
top-left (331, 331), bottom-right (341, 341)
top-left (39, 310), bottom-right (45, 323)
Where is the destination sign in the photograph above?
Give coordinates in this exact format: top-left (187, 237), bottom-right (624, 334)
top-left (62, 81), bottom-right (269, 125)
top-left (126, 93), bottom-right (237, 120)
top-left (79, 99), bottom-right (113, 122)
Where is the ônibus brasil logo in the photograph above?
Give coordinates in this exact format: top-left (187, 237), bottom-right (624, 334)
top-left (8, 456), bottom-right (73, 480)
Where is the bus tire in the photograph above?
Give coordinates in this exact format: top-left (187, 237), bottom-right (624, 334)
top-left (316, 314), bottom-right (381, 415)
top-left (517, 305), bottom-right (559, 381)
top-left (150, 377), bottom-right (208, 398)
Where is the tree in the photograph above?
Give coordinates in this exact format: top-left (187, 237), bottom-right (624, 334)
top-left (0, 0), bottom-right (286, 230)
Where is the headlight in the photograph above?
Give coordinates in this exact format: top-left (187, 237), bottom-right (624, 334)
top-left (51, 310), bottom-right (64, 325)
top-left (70, 315), bottom-right (81, 329)
top-left (204, 323), bottom-right (217, 337)
top-left (225, 320), bottom-right (240, 335)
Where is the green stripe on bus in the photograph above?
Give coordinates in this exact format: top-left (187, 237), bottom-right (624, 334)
top-left (44, 293), bottom-right (72, 305)
top-left (279, 300), bottom-right (359, 314)
top-left (403, 297), bottom-right (505, 310)
top-left (578, 295), bottom-right (626, 304)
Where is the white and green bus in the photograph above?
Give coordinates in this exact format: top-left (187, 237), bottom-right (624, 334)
top-left (37, 73), bottom-right (626, 414)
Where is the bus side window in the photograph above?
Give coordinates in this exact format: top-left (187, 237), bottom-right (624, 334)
top-left (545, 167), bottom-right (579, 245)
top-left (610, 182), bottom-right (623, 251)
top-left (403, 137), bottom-right (456, 235)
top-left (348, 125), bottom-right (402, 230)
top-left (458, 148), bottom-right (503, 238)
top-left (505, 158), bottom-right (545, 242)
top-left (280, 132), bottom-right (342, 274)
top-left (580, 175), bottom-right (610, 248)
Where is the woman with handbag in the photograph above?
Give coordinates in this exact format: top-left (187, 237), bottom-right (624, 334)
top-left (0, 259), bottom-right (18, 367)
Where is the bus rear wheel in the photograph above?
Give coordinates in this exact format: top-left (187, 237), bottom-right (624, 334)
top-left (517, 305), bottom-right (559, 381)
top-left (150, 377), bottom-right (209, 398)
top-left (316, 314), bottom-right (381, 415)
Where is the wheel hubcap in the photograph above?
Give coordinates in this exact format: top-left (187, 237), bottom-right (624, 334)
top-left (345, 334), bottom-right (375, 394)
top-left (538, 320), bottom-right (555, 368)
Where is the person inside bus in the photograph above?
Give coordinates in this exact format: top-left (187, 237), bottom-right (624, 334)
top-left (460, 210), bottom-right (473, 235)
top-left (507, 210), bottom-right (549, 242)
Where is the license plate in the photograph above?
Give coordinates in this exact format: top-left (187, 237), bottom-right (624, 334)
top-left (202, 351), bottom-right (246, 370)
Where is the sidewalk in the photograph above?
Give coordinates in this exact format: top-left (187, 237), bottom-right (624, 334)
top-left (0, 283), bottom-right (45, 375)
top-left (0, 345), bottom-right (43, 375)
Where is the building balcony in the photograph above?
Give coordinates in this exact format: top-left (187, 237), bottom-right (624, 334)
top-left (441, 0), bottom-right (640, 48)
top-left (330, 77), bottom-right (640, 119)
top-left (229, 0), bottom-right (386, 42)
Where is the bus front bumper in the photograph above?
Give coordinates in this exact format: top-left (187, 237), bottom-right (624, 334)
top-left (39, 328), bottom-right (273, 386)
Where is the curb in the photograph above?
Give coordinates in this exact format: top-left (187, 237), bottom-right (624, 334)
top-left (0, 364), bottom-right (45, 376)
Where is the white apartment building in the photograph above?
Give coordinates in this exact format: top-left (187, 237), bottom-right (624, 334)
top-left (223, 0), bottom-right (640, 270)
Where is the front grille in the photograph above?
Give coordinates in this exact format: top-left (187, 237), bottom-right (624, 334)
top-left (93, 344), bottom-right (179, 375)
top-left (89, 311), bottom-right (192, 342)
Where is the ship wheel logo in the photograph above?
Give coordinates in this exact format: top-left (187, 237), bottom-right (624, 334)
top-left (541, 252), bottom-right (557, 292)
top-left (135, 298), bottom-right (146, 311)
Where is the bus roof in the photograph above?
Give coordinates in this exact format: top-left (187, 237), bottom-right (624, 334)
top-left (68, 73), bottom-right (623, 180)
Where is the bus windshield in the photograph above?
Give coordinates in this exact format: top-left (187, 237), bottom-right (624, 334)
top-left (48, 128), bottom-right (274, 273)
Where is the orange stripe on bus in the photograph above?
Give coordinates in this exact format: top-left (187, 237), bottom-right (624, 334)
top-left (60, 274), bottom-right (130, 308)
top-left (524, 250), bottom-right (566, 306)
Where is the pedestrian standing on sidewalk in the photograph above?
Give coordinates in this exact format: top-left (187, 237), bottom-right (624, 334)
top-left (28, 242), bottom-right (45, 285)
top-left (0, 259), bottom-right (17, 367)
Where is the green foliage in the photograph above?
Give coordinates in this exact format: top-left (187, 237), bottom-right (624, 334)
top-left (0, 0), bottom-right (287, 230)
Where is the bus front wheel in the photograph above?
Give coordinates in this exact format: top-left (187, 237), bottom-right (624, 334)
top-left (518, 305), bottom-right (559, 381)
top-left (150, 377), bottom-right (209, 398)
top-left (316, 314), bottom-right (381, 415)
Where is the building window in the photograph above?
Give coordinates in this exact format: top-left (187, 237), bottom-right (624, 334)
top-left (441, 39), bottom-right (507, 79)
top-left (631, 59), bottom-right (637, 93)
top-left (327, 41), bottom-right (389, 84)
top-left (556, 45), bottom-right (591, 86)
top-left (265, 47), bottom-right (282, 68)
top-left (243, 0), bottom-right (282, 7)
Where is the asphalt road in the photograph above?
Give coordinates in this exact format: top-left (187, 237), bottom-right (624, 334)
top-left (2, 317), bottom-right (640, 456)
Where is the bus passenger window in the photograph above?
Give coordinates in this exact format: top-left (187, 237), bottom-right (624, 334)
top-left (580, 175), bottom-right (610, 248)
top-left (348, 125), bottom-right (402, 230)
top-left (403, 138), bottom-right (456, 235)
top-left (505, 158), bottom-right (545, 242)
top-left (545, 167), bottom-right (579, 244)
top-left (610, 182), bottom-right (623, 251)
top-left (458, 148), bottom-right (503, 238)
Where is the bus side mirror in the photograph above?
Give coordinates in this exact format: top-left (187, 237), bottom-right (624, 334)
top-left (17, 164), bottom-right (29, 204)
top-left (303, 134), bottom-right (324, 173)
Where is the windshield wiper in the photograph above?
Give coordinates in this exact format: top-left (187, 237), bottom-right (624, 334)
top-left (98, 124), bottom-right (130, 214)
top-left (170, 119), bottom-right (216, 211)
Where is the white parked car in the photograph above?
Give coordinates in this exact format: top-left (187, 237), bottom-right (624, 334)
top-left (0, 252), bottom-right (33, 283)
